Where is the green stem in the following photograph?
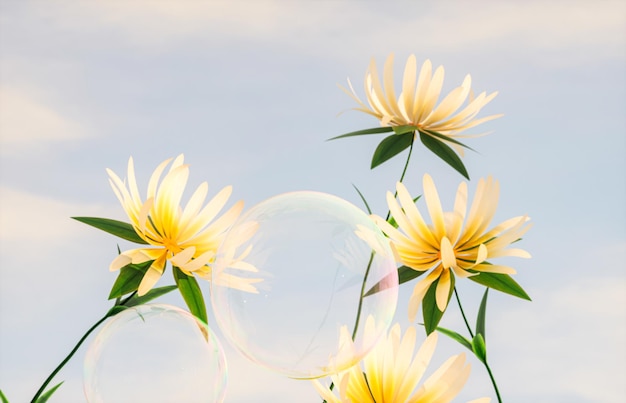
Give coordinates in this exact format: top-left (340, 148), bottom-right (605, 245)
top-left (351, 252), bottom-right (375, 340)
top-left (31, 291), bottom-right (137, 403)
top-left (453, 287), bottom-right (502, 403)
top-left (453, 287), bottom-right (474, 339)
top-left (484, 360), bottom-right (503, 403)
top-left (322, 136), bottom-right (416, 402)
top-left (385, 136), bottom-right (414, 221)
top-left (31, 314), bottom-right (109, 403)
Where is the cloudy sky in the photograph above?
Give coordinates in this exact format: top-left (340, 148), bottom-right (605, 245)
top-left (1, 1), bottom-right (624, 402)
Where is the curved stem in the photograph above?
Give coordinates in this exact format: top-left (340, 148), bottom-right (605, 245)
top-left (484, 360), bottom-right (503, 403)
top-left (351, 252), bottom-right (375, 340)
top-left (453, 287), bottom-right (502, 403)
top-left (354, 135), bottom-right (415, 338)
top-left (31, 291), bottom-right (137, 403)
top-left (31, 314), bottom-right (109, 402)
top-left (453, 287), bottom-right (474, 339)
top-left (385, 136), bottom-right (415, 221)
top-left (322, 136), bottom-right (418, 402)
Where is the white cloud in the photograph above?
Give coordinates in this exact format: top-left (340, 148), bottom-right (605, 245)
top-left (41, 0), bottom-right (625, 66)
top-left (0, 88), bottom-right (85, 154)
top-left (0, 186), bottom-right (111, 243)
top-left (491, 276), bottom-right (626, 402)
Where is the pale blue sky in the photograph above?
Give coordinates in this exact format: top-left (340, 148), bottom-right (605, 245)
top-left (1, 1), bottom-right (624, 402)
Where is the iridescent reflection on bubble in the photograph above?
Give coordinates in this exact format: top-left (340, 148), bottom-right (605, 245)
top-left (212, 191), bottom-right (399, 379)
top-left (84, 304), bottom-right (226, 402)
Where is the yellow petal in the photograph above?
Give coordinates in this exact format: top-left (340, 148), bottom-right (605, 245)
top-left (440, 236), bottom-right (456, 269)
top-left (423, 174), bottom-right (447, 239)
top-left (408, 268), bottom-right (441, 321)
top-left (147, 157), bottom-right (174, 199)
top-left (110, 253), bottom-right (131, 271)
top-left (137, 266), bottom-right (163, 296)
top-left (435, 268), bottom-right (451, 311)
top-left (169, 246), bottom-right (196, 268)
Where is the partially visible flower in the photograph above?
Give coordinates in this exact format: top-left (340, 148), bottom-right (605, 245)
top-left (373, 174), bottom-right (531, 319)
top-left (107, 154), bottom-right (258, 296)
top-left (342, 53), bottom-right (502, 152)
top-left (313, 323), bottom-right (490, 403)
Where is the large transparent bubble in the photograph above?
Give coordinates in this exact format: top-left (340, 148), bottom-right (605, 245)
top-left (84, 304), bottom-right (227, 402)
top-left (211, 191), bottom-right (398, 379)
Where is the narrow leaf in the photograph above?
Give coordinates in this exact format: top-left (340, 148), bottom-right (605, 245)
top-left (352, 184), bottom-right (372, 214)
top-left (392, 125), bottom-right (416, 135)
top-left (435, 326), bottom-right (473, 351)
top-left (173, 267), bottom-right (208, 325)
top-left (469, 272), bottom-right (531, 301)
top-left (34, 381), bottom-right (64, 403)
top-left (0, 390), bottom-right (9, 403)
top-left (398, 265), bottom-right (426, 285)
top-left (124, 285), bottom-right (178, 308)
top-left (422, 129), bottom-right (475, 151)
top-left (418, 131), bottom-right (469, 179)
top-left (363, 265), bottom-right (425, 297)
top-left (371, 132), bottom-right (413, 169)
top-left (327, 126), bottom-right (393, 140)
top-left (72, 217), bottom-right (148, 244)
top-left (472, 333), bottom-right (488, 363)
top-left (422, 273), bottom-right (455, 334)
top-left (476, 288), bottom-right (489, 340)
top-left (106, 305), bottom-right (128, 317)
top-left (108, 260), bottom-right (153, 300)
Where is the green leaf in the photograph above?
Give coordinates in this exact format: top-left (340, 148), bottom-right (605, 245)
top-left (435, 326), bottom-right (473, 351)
top-left (106, 304), bottom-right (128, 317)
top-left (468, 272), bottom-right (531, 301)
top-left (352, 184), bottom-right (372, 214)
top-left (422, 273), bottom-right (455, 335)
top-left (34, 381), bottom-right (64, 403)
top-left (392, 125), bottom-right (417, 135)
top-left (72, 217), bottom-right (148, 244)
top-left (398, 265), bottom-right (426, 285)
top-left (422, 129), bottom-right (475, 152)
top-left (327, 126), bottom-right (393, 140)
top-left (371, 132), bottom-right (413, 169)
top-left (472, 333), bottom-right (487, 363)
top-left (124, 285), bottom-right (178, 308)
top-left (108, 260), bottom-right (153, 300)
top-left (418, 131), bottom-right (469, 180)
top-left (0, 389), bottom-right (9, 403)
top-left (363, 265), bottom-right (424, 297)
top-left (173, 267), bottom-right (208, 325)
top-left (476, 288), bottom-right (489, 340)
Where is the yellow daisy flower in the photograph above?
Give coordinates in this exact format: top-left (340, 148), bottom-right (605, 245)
top-left (107, 154), bottom-right (257, 296)
top-left (373, 174), bottom-right (531, 319)
top-left (313, 323), bottom-right (490, 403)
top-left (342, 53), bottom-right (502, 149)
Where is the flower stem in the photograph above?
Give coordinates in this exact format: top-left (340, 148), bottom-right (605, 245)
top-left (484, 360), bottom-right (503, 403)
top-left (351, 252), bottom-right (375, 340)
top-left (322, 136), bottom-right (417, 402)
top-left (385, 137), bottom-right (414, 221)
top-left (31, 291), bottom-right (138, 403)
top-left (31, 314), bottom-right (109, 403)
top-left (453, 287), bottom-right (474, 339)
top-left (453, 287), bottom-right (502, 403)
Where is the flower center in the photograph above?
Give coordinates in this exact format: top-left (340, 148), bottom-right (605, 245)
top-left (163, 238), bottom-right (182, 255)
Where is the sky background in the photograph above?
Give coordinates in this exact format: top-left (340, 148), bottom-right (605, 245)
top-left (0, 1), bottom-right (625, 402)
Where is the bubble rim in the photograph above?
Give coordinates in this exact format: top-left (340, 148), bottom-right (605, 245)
top-left (210, 190), bottom-right (399, 379)
top-left (83, 303), bottom-right (228, 402)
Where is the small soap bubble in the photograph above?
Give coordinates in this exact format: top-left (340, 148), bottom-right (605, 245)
top-left (84, 304), bottom-right (227, 402)
top-left (212, 191), bottom-right (398, 379)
